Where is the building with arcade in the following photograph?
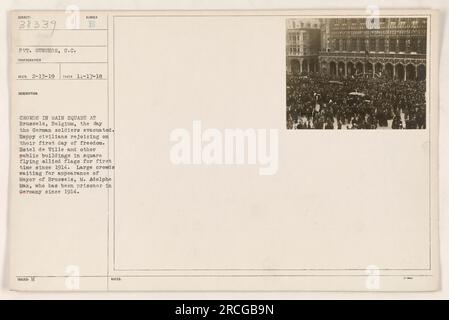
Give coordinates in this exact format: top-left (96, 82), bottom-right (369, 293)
top-left (287, 17), bottom-right (427, 81)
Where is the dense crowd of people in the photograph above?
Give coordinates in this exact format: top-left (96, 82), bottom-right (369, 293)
top-left (286, 72), bottom-right (426, 130)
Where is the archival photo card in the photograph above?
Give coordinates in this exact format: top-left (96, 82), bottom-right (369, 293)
top-left (8, 10), bottom-right (439, 292)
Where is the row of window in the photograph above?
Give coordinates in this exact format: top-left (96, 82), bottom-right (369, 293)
top-left (287, 47), bottom-right (319, 56)
top-left (330, 18), bottom-right (426, 27)
top-left (287, 33), bottom-right (310, 43)
top-left (330, 37), bottom-right (426, 53)
top-left (290, 21), bottom-right (319, 29)
top-left (330, 30), bottom-right (427, 37)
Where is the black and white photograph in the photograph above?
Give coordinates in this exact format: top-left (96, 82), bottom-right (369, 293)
top-left (286, 17), bottom-right (428, 130)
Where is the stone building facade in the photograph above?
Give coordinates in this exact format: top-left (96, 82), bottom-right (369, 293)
top-left (286, 19), bottom-right (321, 74)
top-left (287, 18), bottom-right (427, 81)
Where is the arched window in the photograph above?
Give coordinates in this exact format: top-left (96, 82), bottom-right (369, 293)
top-left (389, 38), bottom-right (397, 52)
top-left (378, 39), bottom-right (385, 52)
top-left (350, 38), bottom-right (356, 51)
top-left (417, 38), bottom-right (426, 54)
top-left (369, 38), bottom-right (376, 52)
top-left (398, 38), bottom-right (406, 52)
top-left (342, 39), bottom-right (347, 51)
